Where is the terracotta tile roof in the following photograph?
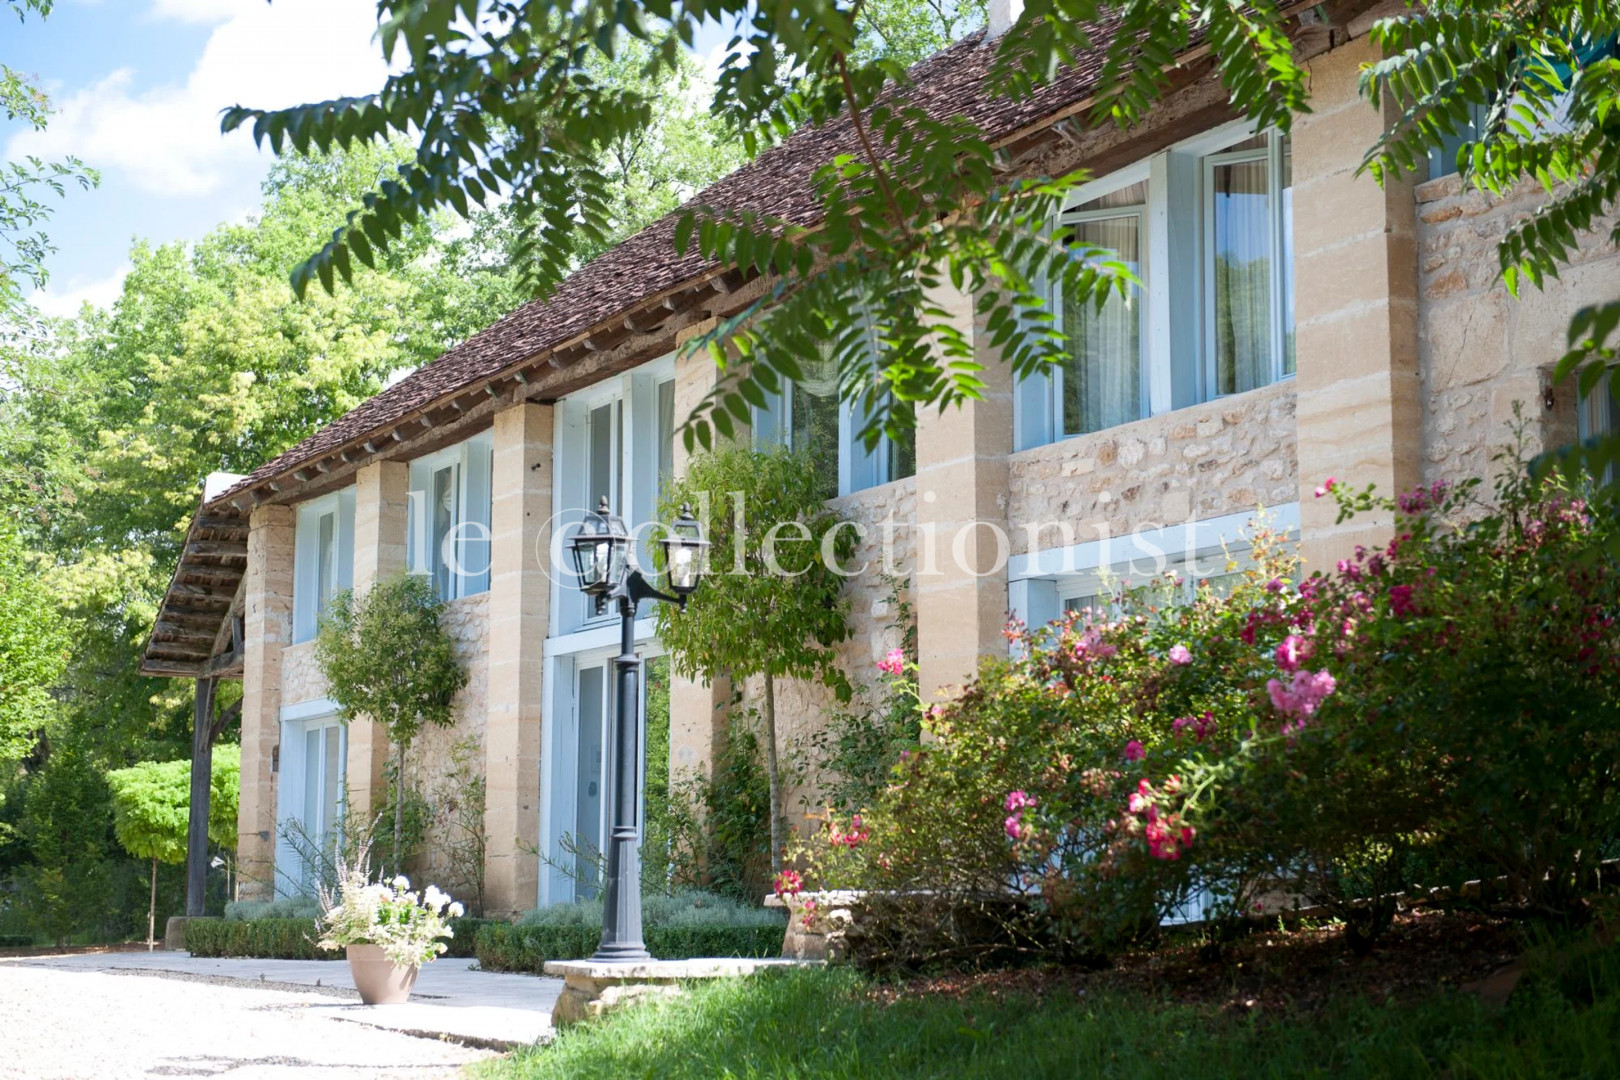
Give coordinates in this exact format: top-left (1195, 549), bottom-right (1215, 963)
top-left (214, 17), bottom-right (1153, 505)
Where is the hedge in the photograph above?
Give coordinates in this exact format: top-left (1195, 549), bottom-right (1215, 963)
top-left (186, 917), bottom-right (334, 959)
top-left (0, 933), bottom-right (32, 948)
top-left (475, 921), bottom-right (784, 972)
top-left (185, 916), bottom-right (494, 960)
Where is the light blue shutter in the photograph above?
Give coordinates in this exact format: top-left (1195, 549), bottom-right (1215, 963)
top-left (337, 487), bottom-right (356, 594)
top-left (460, 436), bottom-right (493, 596)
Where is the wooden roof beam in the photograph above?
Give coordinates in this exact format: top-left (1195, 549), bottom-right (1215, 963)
top-left (183, 540), bottom-right (248, 559)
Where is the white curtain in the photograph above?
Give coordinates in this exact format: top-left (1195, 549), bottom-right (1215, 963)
top-left (1063, 214), bottom-right (1142, 434)
top-left (1212, 157), bottom-right (1272, 395)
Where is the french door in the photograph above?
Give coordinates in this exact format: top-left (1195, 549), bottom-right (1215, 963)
top-left (548, 650), bottom-right (655, 904)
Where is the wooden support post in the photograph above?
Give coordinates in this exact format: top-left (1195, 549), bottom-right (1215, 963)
top-left (186, 676), bottom-right (217, 918)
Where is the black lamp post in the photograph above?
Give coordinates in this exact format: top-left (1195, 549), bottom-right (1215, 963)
top-left (569, 497), bottom-right (708, 961)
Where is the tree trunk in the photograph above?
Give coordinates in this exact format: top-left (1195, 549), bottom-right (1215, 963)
top-left (763, 674), bottom-right (782, 876)
top-left (147, 856), bottom-right (158, 949)
top-left (392, 739), bottom-right (406, 878)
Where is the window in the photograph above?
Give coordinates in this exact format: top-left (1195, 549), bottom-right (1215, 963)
top-left (1015, 126), bottom-right (1296, 451)
top-left (1008, 506), bottom-right (1301, 634)
top-left (657, 377), bottom-right (676, 496)
top-left (587, 399), bottom-right (623, 512)
top-left (275, 710), bottom-right (346, 897)
top-left (754, 344), bottom-right (916, 499)
top-left (1057, 179), bottom-right (1148, 436)
top-left (1579, 371), bottom-right (1619, 486)
top-left (292, 489), bottom-right (355, 644)
top-left (408, 430), bottom-right (494, 601)
top-left (1205, 132), bottom-right (1294, 396)
top-left (552, 359), bottom-right (676, 633)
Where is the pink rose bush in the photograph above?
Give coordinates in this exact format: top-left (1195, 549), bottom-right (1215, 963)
top-left (779, 460), bottom-right (1620, 966)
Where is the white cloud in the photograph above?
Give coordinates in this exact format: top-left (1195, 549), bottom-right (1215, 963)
top-left (147, 0), bottom-right (239, 23)
top-left (28, 263), bottom-right (131, 317)
top-left (7, 0), bottom-right (388, 197)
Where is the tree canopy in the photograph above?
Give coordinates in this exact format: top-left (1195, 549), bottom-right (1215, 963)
top-left (314, 573), bottom-right (468, 869)
top-left (655, 445), bottom-right (857, 869)
top-left (105, 746), bottom-right (240, 866)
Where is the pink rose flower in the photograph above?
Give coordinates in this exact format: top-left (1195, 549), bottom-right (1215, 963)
top-left (1275, 634), bottom-right (1307, 672)
top-left (1266, 669), bottom-right (1338, 728)
top-left (877, 648), bottom-right (906, 676)
top-left (1123, 740), bottom-right (1146, 762)
top-left (1168, 644), bottom-right (1192, 666)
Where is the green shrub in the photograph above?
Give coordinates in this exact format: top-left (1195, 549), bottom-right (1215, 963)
top-left (445, 916), bottom-right (495, 958)
top-left (0, 933), bottom-right (32, 947)
top-left (224, 897), bottom-right (322, 921)
top-left (185, 917), bottom-right (335, 960)
top-left (797, 461), bottom-right (1620, 967)
top-left (475, 921), bottom-right (783, 972)
top-left (516, 889), bottom-right (784, 930)
top-left (185, 913), bottom-right (494, 960)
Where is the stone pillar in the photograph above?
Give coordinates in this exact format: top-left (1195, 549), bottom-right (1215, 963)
top-left (1293, 35), bottom-right (1422, 571)
top-left (346, 460), bottom-right (409, 830)
top-left (668, 327), bottom-right (736, 789)
top-left (914, 284), bottom-right (1014, 705)
top-left (237, 504), bottom-right (294, 900)
top-left (484, 403), bottom-right (552, 917)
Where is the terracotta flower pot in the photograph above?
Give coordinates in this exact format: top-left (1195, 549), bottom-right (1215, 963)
top-left (346, 943), bottom-right (419, 1005)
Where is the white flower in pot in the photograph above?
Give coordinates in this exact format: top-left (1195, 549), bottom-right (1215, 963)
top-left (318, 868), bottom-right (464, 1004)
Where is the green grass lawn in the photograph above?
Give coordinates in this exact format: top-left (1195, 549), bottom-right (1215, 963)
top-left (475, 937), bottom-right (1620, 1080)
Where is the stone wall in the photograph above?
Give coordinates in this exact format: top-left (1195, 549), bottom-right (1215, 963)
top-left (1416, 174), bottom-right (1613, 488)
top-left (401, 590), bottom-right (491, 896)
top-left (280, 641), bottom-right (325, 705)
top-left (1007, 382), bottom-right (1299, 556)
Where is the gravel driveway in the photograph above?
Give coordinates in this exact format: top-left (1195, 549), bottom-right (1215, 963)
top-left (0, 961), bottom-right (497, 1079)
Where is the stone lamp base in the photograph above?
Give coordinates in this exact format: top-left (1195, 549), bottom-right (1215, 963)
top-left (543, 957), bottom-right (817, 1026)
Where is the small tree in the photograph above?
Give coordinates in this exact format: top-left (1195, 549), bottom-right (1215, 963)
top-left (19, 743), bottom-right (115, 947)
top-left (106, 747), bottom-right (239, 945)
top-left (656, 445), bottom-right (856, 874)
top-left (314, 573), bottom-right (467, 876)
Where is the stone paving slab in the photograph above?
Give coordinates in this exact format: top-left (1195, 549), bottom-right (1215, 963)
top-left (11, 950), bottom-right (561, 1049)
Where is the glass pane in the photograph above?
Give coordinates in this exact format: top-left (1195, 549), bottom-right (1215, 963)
top-left (302, 730), bottom-right (321, 888)
top-left (792, 352), bottom-right (841, 501)
top-left (574, 666), bottom-right (605, 901)
top-left (1063, 214), bottom-right (1142, 434)
top-left (1074, 178), bottom-right (1148, 213)
top-left (657, 379), bottom-right (676, 497)
top-left (1198, 570), bottom-right (1247, 599)
top-left (323, 726), bottom-right (342, 861)
top-left (1212, 157), bottom-right (1273, 396)
top-left (316, 512), bottom-right (336, 619)
top-left (588, 402), bottom-right (615, 511)
top-left (431, 466), bottom-right (455, 600)
top-left (888, 406), bottom-right (916, 484)
top-left (1279, 139), bottom-right (1295, 377)
top-left (1579, 372), bottom-right (1620, 486)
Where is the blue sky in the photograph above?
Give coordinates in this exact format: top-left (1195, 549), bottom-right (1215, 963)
top-left (6, 0), bottom-right (394, 315)
top-left (6, 2), bottom-right (739, 318)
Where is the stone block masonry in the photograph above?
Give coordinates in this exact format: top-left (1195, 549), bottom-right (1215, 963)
top-left (1415, 173), bottom-right (1618, 491)
top-left (237, 504), bottom-right (294, 901)
top-left (483, 402), bottom-right (553, 917)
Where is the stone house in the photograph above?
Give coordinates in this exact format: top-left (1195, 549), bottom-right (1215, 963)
top-left (140, 2), bottom-right (1620, 918)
